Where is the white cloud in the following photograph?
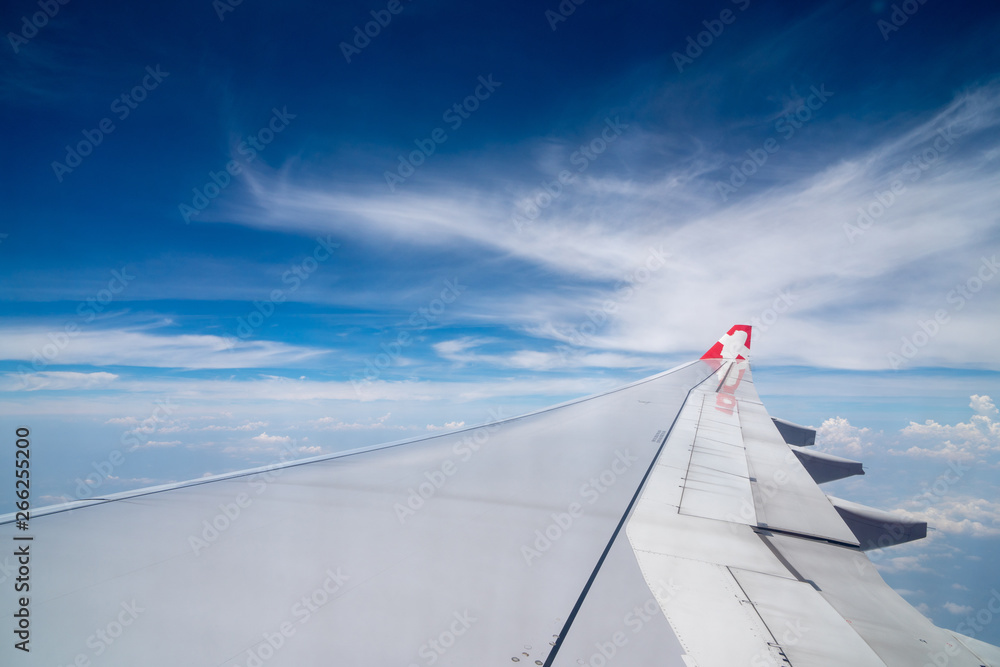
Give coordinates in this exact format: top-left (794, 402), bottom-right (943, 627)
top-left (895, 497), bottom-right (1000, 537)
top-left (309, 412), bottom-right (407, 431)
top-left (213, 81), bottom-right (1000, 371)
top-left (889, 441), bottom-right (978, 462)
top-left (816, 416), bottom-right (871, 456)
top-left (130, 440), bottom-right (182, 451)
top-left (251, 432), bottom-right (292, 445)
top-left (876, 554), bottom-right (932, 574)
top-left (106, 415), bottom-right (139, 425)
top-left (4, 371), bottom-right (118, 391)
top-left (153, 423), bottom-right (190, 434)
top-left (5, 87), bottom-right (998, 384)
top-left (891, 396), bottom-right (1000, 460)
top-left (943, 602), bottom-right (975, 615)
top-left (202, 421), bottom-right (269, 431)
top-left (426, 421), bottom-right (465, 431)
top-left (901, 416), bottom-right (1000, 446)
top-left (894, 589), bottom-right (923, 597)
top-left (0, 327), bottom-right (324, 370)
top-left (0, 374), bottom-right (627, 424)
top-left (38, 493), bottom-right (74, 505)
top-left (971, 394), bottom-right (998, 415)
top-left (433, 337), bottom-right (657, 370)
top-left (433, 337), bottom-right (494, 359)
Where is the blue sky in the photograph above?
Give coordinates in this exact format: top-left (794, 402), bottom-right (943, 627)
top-left (2, 0), bottom-right (1000, 643)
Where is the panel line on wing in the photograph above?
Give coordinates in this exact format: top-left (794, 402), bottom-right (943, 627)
top-left (674, 391), bottom-right (708, 515)
top-left (542, 363), bottom-right (723, 667)
top-left (713, 361), bottom-right (737, 392)
top-left (676, 391), bottom-right (757, 525)
top-left (752, 530), bottom-right (820, 590)
top-left (725, 565), bottom-right (790, 656)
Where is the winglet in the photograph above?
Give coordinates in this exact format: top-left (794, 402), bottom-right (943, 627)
top-left (701, 324), bottom-right (752, 360)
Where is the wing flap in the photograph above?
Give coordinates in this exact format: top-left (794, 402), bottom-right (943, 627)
top-left (766, 532), bottom-right (990, 666)
top-left (733, 366), bottom-right (861, 545)
top-left (953, 631), bottom-right (1000, 666)
top-left (632, 554), bottom-right (785, 667)
top-left (729, 566), bottom-right (885, 666)
top-left (625, 351), bottom-right (997, 667)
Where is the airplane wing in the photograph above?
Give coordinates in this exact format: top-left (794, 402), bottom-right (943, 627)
top-left (3, 325), bottom-right (998, 666)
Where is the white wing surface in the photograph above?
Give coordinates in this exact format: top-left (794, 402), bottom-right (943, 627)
top-left (2, 325), bottom-right (996, 667)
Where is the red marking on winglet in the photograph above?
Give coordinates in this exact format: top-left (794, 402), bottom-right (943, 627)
top-left (701, 324), bottom-right (752, 360)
